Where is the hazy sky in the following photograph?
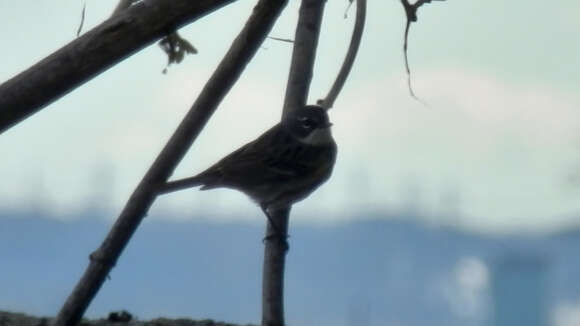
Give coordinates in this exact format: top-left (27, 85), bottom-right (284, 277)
top-left (1, 0), bottom-right (579, 233)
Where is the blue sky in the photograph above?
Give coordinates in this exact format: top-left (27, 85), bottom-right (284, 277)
top-left (1, 0), bottom-right (580, 233)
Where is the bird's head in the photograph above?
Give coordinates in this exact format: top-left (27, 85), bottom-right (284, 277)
top-left (283, 105), bottom-right (334, 145)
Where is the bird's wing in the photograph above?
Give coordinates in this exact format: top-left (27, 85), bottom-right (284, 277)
top-left (192, 124), bottom-right (299, 188)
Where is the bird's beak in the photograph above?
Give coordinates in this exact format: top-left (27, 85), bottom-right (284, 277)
top-left (323, 122), bottom-right (333, 128)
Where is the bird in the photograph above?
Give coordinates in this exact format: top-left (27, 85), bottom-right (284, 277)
top-left (157, 105), bottom-right (337, 237)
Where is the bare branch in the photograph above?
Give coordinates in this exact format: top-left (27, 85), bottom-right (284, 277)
top-left (402, 17), bottom-right (422, 102)
top-left (343, 0), bottom-right (354, 19)
top-left (399, 0), bottom-right (446, 103)
top-left (52, 1), bottom-right (288, 325)
top-left (318, 0), bottom-right (366, 110)
top-left (267, 36), bottom-right (294, 43)
top-left (281, 0), bottom-right (326, 119)
top-left (110, 0), bottom-right (136, 17)
top-left (0, 0), bottom-right (237, 135)
top-left (262, 1), bottom-right (326, 326)
top-left (76, 2), bottom-right (86, 37)
top-left (262, 206), bottom-right (291, 326)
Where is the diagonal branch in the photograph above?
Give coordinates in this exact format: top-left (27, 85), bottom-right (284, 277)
top-left (53, 0), bottom-right (289, 325)
top-left (111, 0), bottom-right (199, 74)
top-left (318, 0), bottom-right (366, 110)
top-left (0, 0), bottom-right (237, 135)
top-left (110, 0), bottom-right (136, 17)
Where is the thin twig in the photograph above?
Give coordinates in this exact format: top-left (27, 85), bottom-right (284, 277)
top-left (52, 1), bottom-right (288, 325)
top-left (343, 0), bottom-right (354, 19)
top-left (402, 17), bottom-right (423, 103)
top-left (318, 0), bottom-right (366, 110)
top-left (267, 36), bottom-right (294, 43)
top-left (76, 1), bottom-right (86, 37)
top-left (399, 0), bottom-right (446, 104)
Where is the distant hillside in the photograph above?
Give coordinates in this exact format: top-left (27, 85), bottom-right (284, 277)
top-left (2, 209), bottom-right (580, 326)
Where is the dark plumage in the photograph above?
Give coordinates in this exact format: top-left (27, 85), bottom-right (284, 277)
top-left (159, 105), bottom-right (337, 216)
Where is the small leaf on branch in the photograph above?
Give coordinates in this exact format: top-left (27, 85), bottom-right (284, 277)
top-left (159, 32), bottom-right (198, 74)
top-left (268, 36), bottom-right (294, 43)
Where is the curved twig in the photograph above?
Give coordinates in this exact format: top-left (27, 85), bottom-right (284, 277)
top-left (318, 0), bottom-right (366, 110)
top-left (76, 1), bottom-right (86, 37)
top-left (400, 0), bottom-right (446, 104)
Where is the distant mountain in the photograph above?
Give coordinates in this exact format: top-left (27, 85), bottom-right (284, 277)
top-left (1, 209), bottom-right (580, 326)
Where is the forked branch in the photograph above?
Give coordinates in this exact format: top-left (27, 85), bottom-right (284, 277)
top-left (52, 1), bottom-right (288, 325)
top-left (0, 0), bottom-right (234, 134)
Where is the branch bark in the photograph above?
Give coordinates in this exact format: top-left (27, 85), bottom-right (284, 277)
top-left (261, 207), bottom-right (290, 326)
top-left (53, 0), bottom-right (288, 325)
top-left (281, 0), bottom-right (326, 119)
top-left (262, 1), bottom-right (326, 326)
top-left (0, 0), bottom-right (236, 135)
top-left (111, 0), bottom-right (136, 17)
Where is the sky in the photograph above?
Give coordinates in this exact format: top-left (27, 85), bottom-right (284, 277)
top-left (1, 0), bottom-right (580, 233)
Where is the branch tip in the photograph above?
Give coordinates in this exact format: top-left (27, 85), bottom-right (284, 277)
top-left (76, 2), bottom-right (87, 37)
top-left (399, 0), bottom-right (446, 104)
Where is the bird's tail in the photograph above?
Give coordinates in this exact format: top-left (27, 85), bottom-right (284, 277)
top-left (157, 176), bottom-right (204, 195)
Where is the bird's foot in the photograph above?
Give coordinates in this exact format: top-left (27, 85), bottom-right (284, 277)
top-left (262, 233), bottom-right (289, 252)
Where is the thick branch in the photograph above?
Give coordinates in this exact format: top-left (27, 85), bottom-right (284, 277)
top-left (261, 207), bottom-right (290, 326)
top-left (111, 0), bottom-right (135, 17)
top-left (318, 0), bottom-right (366, 110)
top-left (0, 0), bottom-right (236, 135)
top-left (262, 1), bottom-right (326, 326)
top-left (281, 0), bottom-right (326, 119)
top-left (53, 0), bottom-right (288, 325)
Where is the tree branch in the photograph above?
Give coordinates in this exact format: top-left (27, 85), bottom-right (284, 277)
top-left (317, 0), bottom-right (366, 110)
top-left (262, 1), bottom-right (326, 326)
top-left (399, 0), bottom-right (446, 102)
top-left (281, 0), bottom-right (326, 119)
top-left (111, 0), bottom-right (199, 75)
top-left (261, 206), bottom-right (291, 326)
top-left (53, 0), bottom-right (288, 325)
top-left (0, 0), bottom-right (237, 135)
top-left (110, 0), bottom-right (136, 17)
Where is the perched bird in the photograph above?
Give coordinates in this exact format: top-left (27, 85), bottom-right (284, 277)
top-left (158, 105), bottom-right (337, 232)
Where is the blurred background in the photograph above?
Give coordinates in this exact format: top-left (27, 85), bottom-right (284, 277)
top-left (1, 0), bottom-right (580, 325)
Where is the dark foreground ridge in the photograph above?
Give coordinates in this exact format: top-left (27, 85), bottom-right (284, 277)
top-left (0, 311), bottom-right (253, 326)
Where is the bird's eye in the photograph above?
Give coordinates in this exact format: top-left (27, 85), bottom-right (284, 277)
top-left (301, 118), bottom-right (315, 129)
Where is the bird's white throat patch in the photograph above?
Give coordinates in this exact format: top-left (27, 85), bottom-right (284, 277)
top-left (299, 127), bottom-right (333, 145)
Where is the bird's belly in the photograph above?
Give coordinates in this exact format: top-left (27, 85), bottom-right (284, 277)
top-left (244, 178), bottom-right (320, 209)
